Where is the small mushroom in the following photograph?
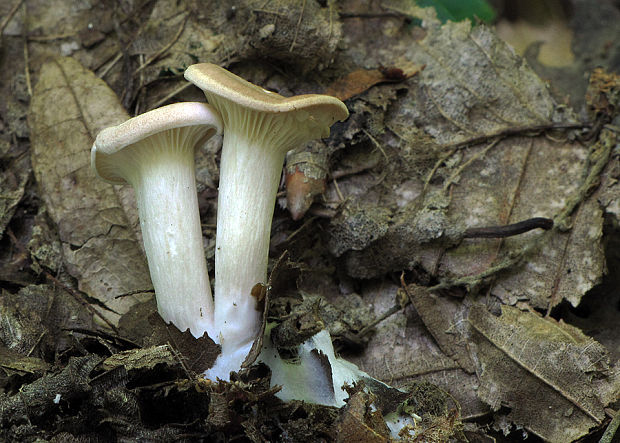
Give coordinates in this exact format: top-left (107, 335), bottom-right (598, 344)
top-left (91, 102), bottom-right (222, 337)
top-left (184, 63), bottom-right (348, 378)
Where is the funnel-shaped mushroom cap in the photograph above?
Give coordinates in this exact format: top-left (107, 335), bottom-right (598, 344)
top-left (92, 102), bottom-right (222, 184)
top-left (90, 102), bottom-right (222, 338)
top-left (184, 63), bottom-right (348, 151)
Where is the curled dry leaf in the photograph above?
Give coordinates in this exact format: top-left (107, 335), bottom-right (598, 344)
top-left (469, 304), bottom-right (616, 442)
top-left (28, 56), bottom-right (152, 327)
top-left (324, 62), bottom-right (424, 102)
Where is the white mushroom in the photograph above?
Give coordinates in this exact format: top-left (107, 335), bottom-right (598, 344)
top-left (184, 63), bottom-right (349, 379)
top-left (91, 102), bottom-right (222, 338)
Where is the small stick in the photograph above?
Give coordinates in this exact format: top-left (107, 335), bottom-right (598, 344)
top-left (133, 13), bottom-right (188, 76)
top-left (21, 2), bottom-right (32, 96)
top-left (0, 0), bottom-right (25, 36)
top-left (289, 0), bottom-right (305, 52)
top-left (45, 271), bottom-right (119, 334)
top-left (464, 217), bottom-right (553, 239)
top-left (147, 82), bottom-right (192, 111)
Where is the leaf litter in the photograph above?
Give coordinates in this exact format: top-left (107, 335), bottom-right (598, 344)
top-left (0, 0), bottom-right (618, 441)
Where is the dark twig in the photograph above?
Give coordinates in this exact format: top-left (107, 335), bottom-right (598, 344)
top-left (114, 288), bottom-right (154, 299)
top-left (464, 217), bottom-right (554, 239)
top-left (442, 121), bottom-right (592, 150)
top-left (45, 271), bottom-right (119, 334)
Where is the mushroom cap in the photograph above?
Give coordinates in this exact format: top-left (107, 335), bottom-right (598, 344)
top-left (184, 63), bottom-right (349, 133)
top-left (92, 102), bottom-right (222, 184)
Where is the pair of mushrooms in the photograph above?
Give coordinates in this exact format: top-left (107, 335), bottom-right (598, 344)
top-left (91, 64), bottom-right (348, 380)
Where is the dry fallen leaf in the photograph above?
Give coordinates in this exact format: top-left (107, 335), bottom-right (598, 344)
top-left (329, 17), bottom-right (616, 438)
top-left (325, 63), bottom-right (423, 101)
top-left (335, 388), bottom-right (390, 443)
top-left (0, 155), bottom-right (29, 239)
top-left (28, 56), bottom-right (152, 327)
top-left (469, 304), bottom-right (615, 442)
top-left (331, 21), bottom-right (606, 312)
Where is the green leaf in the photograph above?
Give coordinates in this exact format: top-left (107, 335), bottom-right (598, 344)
top-left (416, 0), bottom-right (496, 23)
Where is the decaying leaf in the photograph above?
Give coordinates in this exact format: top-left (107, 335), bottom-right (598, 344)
top-left (28, 56), bottom-right (152, 327)
top-left (101, 344), bottom-right (177, 372)
top-left (335, 387), bottom-right (390, 442)
top-left (0, 284), bottom-right (94, 358)
top-left (403, 284), bottom-right (475, 374)
top-left (0, 355), bottom-right (102, 427)
top-left (0, 155), bottom-right (29, 239)
top-left (0, 346), bottom-right (49, 377)
top-left (469, 304), bottom-right (616, 442)
top-left (346, 282), bottom-right (489, 422)
top-left (145, 313), bottom-right (220, 374)
top-left (330, 20), bottom-right (606, 311)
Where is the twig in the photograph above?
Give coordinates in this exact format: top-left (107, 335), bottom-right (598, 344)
top-left (332, 177), bottom-right (345, 202)
top-left (0, 0), bottom-right (25, 36)
top-left (167, 341), bottom-right (193, 379)
top-left (21, 2), bottom-right (32, 96)
top-left (147, 82), bottom-right (192, 111)
top-left (285, 216), bottom-right (316, 243)
top-left (355, 273), bottom-right (410, 338)
top-left (114, 288), bottom-right (154, 299)
top-left (356, 303), bottom-right (403, 338)
top-left (464, 217), bottom-right (554, 239)
top-left (97, 52), bottom-right (123, 79)
top-left (289, 0), bottom-right (305, 52)
top-left (27, 32), bottom-right (75, 41)
top-left (252, 9), bottom-right (284, 16)
top-left (362, 128), bottom-right (388, 160)
top-left (443, 139), bottom-right (499, 192)
top-left (555, 128), bottom-right (614, 231)
top-left (27, 331), bottom-right (46, 357)
top-left (427, 237), bottom-right (542, 292)
top-left (441, 121), bottom-right (592, 150)
top-left (133, 13), bottom-right (189, 77)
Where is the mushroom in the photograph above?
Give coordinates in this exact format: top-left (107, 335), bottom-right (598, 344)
top-left (184, 63), bottom-right (349, 379)
top-left (91, 102), bottom-right (222, 338)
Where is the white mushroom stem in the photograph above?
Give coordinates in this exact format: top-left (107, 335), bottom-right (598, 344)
top-left (184, 63), bottom-right (349, 379)
top-left (108, 128), bottom-right (215, 337)
top-left (211, 130), bottom-right (287, 372)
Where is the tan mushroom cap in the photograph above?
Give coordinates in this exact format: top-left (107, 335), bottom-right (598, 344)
top-left (91, 102), bottom-right (222, 184)
top-left (184, 63), bottom-right (349, 126)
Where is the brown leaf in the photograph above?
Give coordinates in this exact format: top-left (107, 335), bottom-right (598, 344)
top-left (28, 57), bottom-right (152, 327)
top-left (146, 313), bottom-right (220, 374)
top-left (331, 21), bottom-right (605, 311)
top-left (335, 388), bottom-right (390, 443)
top-left (0, 155), bottom-right (29, 239)
top-left (469, 304), bottom-right (615, 441)
top-left (404, 284), bottom-right (475, 374)
top-left (345, 283), bottom-right (488, 421)
top-left (325, 63), bottom-right (423, 101)
top-left (0, 346), bottom-right (49, 376)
